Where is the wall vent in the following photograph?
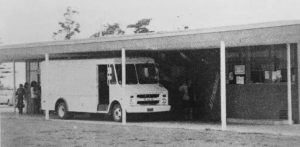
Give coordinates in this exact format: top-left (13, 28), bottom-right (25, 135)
top-left (279, 110), bottom-right (288, 119)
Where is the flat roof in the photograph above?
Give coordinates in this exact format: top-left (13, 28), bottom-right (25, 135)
top-left (1, 20), bottom-right (300, 62)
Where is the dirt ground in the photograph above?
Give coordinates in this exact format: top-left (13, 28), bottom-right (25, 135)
top-left (1, 109), bottom-right (300, 147)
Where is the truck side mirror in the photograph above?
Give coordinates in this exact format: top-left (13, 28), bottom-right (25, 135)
top-left (108, 74), bottom-right (112, 80)
top-left (107, 67), bottom-right (112, 74)
top-left (107, 66), bottom-right (113, 83)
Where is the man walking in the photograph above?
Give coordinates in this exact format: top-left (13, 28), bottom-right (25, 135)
top-left (16, 84), bottom-right (25, 114)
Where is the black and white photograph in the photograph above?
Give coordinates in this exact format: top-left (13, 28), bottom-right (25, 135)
top-left (1, 0), bottom-right (300, 146)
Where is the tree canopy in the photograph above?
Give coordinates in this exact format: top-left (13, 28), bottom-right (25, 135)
top-left (91, 23), bottom-right (125, 38)
top-left (53, 7), bottom-right (80, 40)
top-left (127, 18), bottom-right (153, 33)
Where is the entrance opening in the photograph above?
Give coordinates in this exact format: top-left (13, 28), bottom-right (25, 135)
top-left (126, 50), bottom-right (221, 122)
top-left (98, 65), bottom-right (109, 111)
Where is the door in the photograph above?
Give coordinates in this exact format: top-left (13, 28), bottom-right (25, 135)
top-left (98, 65), bottom-right (109, 111)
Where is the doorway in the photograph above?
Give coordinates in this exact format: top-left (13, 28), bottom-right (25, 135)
top-left (98, 65), bottom-right (109, 111)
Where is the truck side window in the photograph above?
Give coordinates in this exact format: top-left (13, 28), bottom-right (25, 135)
top-left (108, 64), bottom-right (116, 84)
top-left (115, 64), bottom-right (138, 84)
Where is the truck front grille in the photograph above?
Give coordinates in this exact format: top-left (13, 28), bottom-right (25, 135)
top-left (137, 94), bottom-right (159, 98)
top-left (137, 101), bottom-right (159, 105)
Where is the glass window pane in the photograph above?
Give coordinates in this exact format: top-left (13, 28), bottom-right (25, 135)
top-left (273, 45), bottom-right (287, 82)
top-left (115, 64), bottom-right (138, 84)
top-left (136, 64), bottom-right (158, 84)
top-left (250, 46), bottom-right (269, 83)
top-left (109, 65), bottom-right (116, 84)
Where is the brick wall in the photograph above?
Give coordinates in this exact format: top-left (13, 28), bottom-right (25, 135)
top-left (227, 84), bottom-right (298, 121)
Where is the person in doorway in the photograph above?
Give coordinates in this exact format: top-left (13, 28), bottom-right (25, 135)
top-left (16, 84), bottom-right (25, 114)
top-left (35, 82), bottom-right (41, 113)
top-left (24, 82), bottom-right (30, 113)
top-left (178, 79), bottom-right (194, 120)
top-left (30, 81), bottom-right (38, 113)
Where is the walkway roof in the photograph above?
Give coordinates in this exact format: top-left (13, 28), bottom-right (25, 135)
top-left (1, 20), bottom-right (300, 62)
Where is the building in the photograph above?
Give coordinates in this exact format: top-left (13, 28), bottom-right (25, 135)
top-left (1, 20), bottom-right (300, 126)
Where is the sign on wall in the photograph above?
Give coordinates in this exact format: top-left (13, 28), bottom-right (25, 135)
top-left (236, 76), bottom-right (245, 84)
top-left (234, 65), bottom-right (245, 75)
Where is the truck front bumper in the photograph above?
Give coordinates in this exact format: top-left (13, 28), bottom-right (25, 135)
top-left (126, 105), bottom-right (171, 113)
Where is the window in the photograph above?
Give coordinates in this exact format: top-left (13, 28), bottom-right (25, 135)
top-left (115, 64), bottom-right (138, 84)
top-left (136, 63), bottom-right (158, 84)
top-left (226, 47), bottom-right (247, 84)
top-left (108, 64), bottom-right (116, 84)
top-left (226, 44), bottom-right (294, 84)
top-left (250, 46), bottom-right (270, 83)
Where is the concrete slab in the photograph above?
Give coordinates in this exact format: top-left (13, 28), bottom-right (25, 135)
top-left (49, 118), bottom-right (300, 137)
top-left (227, 118), bottom-right (289, 125)
top-left (2, 106), bottom-right (300, 137)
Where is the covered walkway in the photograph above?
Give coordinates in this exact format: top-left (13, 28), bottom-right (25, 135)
top-left (1, 20), bottom-right (300, 129)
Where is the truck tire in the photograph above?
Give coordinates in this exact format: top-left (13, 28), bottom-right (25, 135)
top-left (57, 102), bottom-right (69, 119)
top-left (112, 104), bottom-right (122, 122)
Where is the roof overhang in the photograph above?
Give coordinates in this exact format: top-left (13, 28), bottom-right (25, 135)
top-left (1, 20), bottom-right (300, 62)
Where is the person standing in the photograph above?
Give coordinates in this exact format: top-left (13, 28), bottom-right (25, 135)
top-left (16, 84), bottom-right (25, 114)
top-left (35, 82), bottom-right (41, 113)
top-left (178, 79), bottom-right (194, 120)
top-left (24, 82), bottom-right (30, 113)
top-left (30, 81), bottom-right (38, 113)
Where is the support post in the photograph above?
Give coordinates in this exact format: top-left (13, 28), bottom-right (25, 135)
top-left (287, 44), bottom-right (293, 125)
top-left (121, 48), bottom-right (126, 124)
top-left (298, 43), bottom-right (300, 124)
top-left (45, 54), bottom-right (49, 120)
top-left (13, 61), bottom-right (16, 113)
top-left (220, 41), bottom-right (227, 130)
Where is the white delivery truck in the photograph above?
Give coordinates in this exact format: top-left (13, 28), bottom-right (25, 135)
top-left (40, 57), bottom-right (170, 121)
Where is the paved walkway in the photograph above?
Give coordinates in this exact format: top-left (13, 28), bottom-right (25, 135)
top-left (128, 121), bottom-right (300, 136)
top-left (50, 118), bottom-right (300, 137)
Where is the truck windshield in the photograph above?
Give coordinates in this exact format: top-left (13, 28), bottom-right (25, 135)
top-left (115, 64), bottom-right (138, 84)
top-left (136, 63), bottom-right (158, 84)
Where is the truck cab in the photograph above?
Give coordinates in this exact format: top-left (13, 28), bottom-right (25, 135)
top-left (97, 58), bottom-right (170, 121)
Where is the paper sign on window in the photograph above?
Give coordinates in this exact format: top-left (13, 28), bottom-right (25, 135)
top-left (264, 71), bottom-right (270, 79)
top-left (234, 65), bottom-right (245, 75)
top-left (276, 70), bottom-right (282, 79)
top-left (272, 71), bottom-right (277, 81)
top-left (236, 76), bottom-right (244, 84)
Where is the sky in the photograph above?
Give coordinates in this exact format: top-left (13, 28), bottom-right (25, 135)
top-left (1, 0), bottom-right (300, 87)
top-left (1, 0), bottom-right (300, 44)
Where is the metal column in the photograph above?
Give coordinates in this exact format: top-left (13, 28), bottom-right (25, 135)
top-left (13, 61), bottom-right (16, 113)
top-left (287, 44), bottom-right (293, 124)
top-left (220, 41), bottom-right (227, 130)
top-left (121, 48), bottom-right (127, 124)
top-left (45, 54), bottom-right (49, 120)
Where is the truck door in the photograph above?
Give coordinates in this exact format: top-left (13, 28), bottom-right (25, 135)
top-left (98, 65), bottom-right (109, 111)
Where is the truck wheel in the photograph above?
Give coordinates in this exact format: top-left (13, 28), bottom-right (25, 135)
top-left (112, 104), bottom-right (122, 122)
top-left (57, 102), bottom-right (69, 119)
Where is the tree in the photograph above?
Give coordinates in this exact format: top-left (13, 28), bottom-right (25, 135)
top-left (53, 7), bottom-right (80, 40)
top-left (127, 18), bottom-right (153, 33)
top-left (91, 23), bottom-right (125, 38)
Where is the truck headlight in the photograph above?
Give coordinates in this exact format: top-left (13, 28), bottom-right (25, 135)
top-left (161, 98), bottom-right (167, 104)
top-left (129, 95), bottom-right (135, 105)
